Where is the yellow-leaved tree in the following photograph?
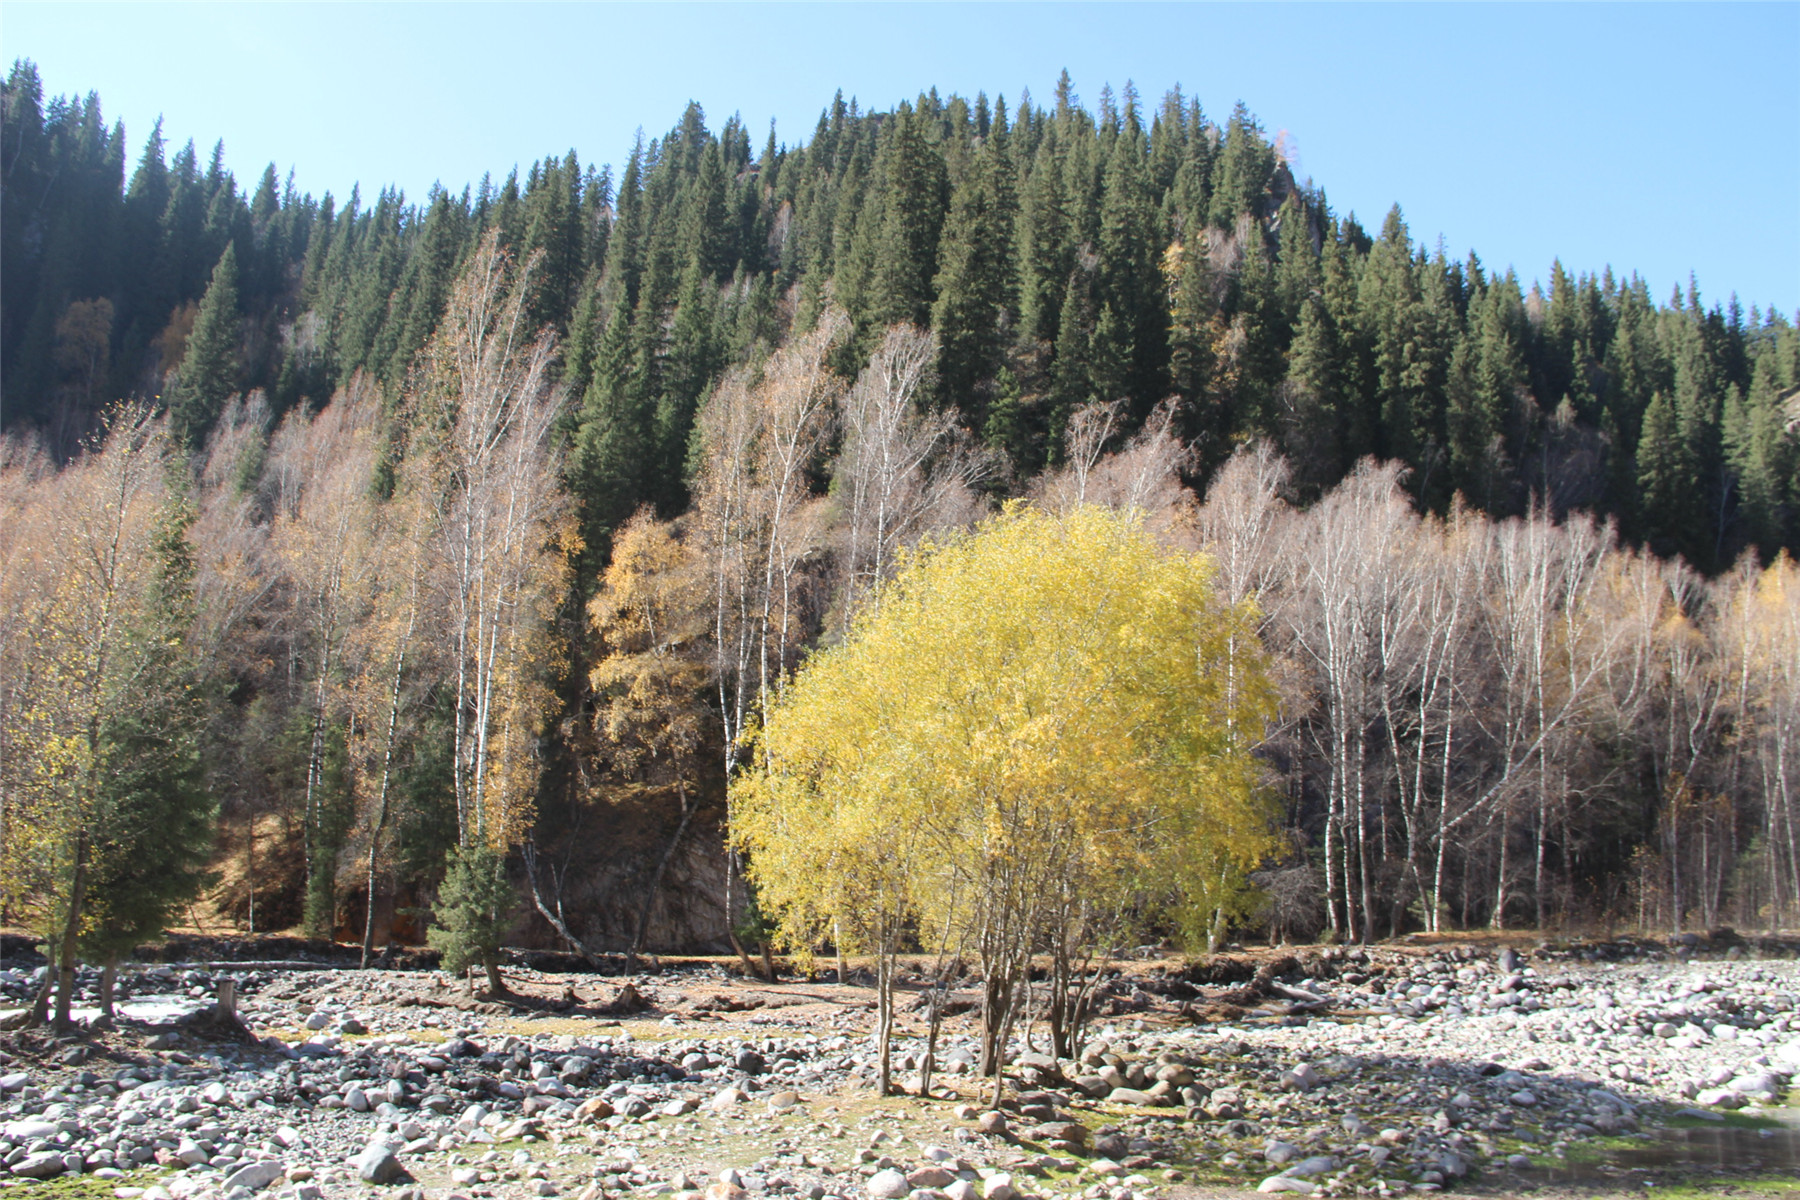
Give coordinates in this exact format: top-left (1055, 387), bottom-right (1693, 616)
top-left (732, 503), bottom-right (1277, 1098)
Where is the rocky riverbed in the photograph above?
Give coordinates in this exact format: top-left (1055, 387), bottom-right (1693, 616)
top-left (2, 938), bottom-right (1798, 1200)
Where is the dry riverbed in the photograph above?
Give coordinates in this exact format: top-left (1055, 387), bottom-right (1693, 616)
top-left (2, 936), bottom-right (1799, 1200)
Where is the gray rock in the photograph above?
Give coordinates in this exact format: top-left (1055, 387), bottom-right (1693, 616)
top-left (906, 1168), bottom-right (957, 1189)
top-left (979, 1173), bottom-right (1016, 1200)
top-left (1107, 1086), bottom-right (1158, 1106)
top-left (353, 1142), bottom-right (406, 1185)
top-left (223, 1161), bottom-right (286, 1192)
top-left (866, 1168), bottom-right (912, 1199)
top-left (9, 1152), bottom-right (67, 1179)
top-left (1282, 1156), bottom-right (1337, 1179)
top-left (3, 1119), bottom-right (57, 1141)
top-left (1256, 1179), bottom-right (1317, 1195)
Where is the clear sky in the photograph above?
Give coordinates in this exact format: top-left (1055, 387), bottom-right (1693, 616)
top-left (5, 2), bottom-right (1796, 315)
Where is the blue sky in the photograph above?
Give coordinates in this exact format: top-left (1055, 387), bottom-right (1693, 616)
top-left (5, 2), bottom-right (1796, 315)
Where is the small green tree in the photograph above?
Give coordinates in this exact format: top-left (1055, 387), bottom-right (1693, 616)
top-left (428, 841), bottom-right (514, 995)
top-left (79, 494), bottom-right (216, 1021)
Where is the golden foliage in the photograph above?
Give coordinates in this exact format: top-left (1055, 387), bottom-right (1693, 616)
top-left (732, 502), bottom-right (1279, 966)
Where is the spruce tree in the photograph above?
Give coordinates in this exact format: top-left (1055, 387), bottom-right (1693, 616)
top-left (1637, 388), bottom-right (1697, 557)
top-left (1206, 102), bottom-right (1274, 228)
top-left (1282, 295), bottom-right (1343, 491)
top-left (168, 242), bottom-right (239, 448)
top-left (79, 493), bottom-right (216, 1019)
top-left (428, 841), bottom-right (515, 995)
top-left (932, 138), bottom-right (1015, 416)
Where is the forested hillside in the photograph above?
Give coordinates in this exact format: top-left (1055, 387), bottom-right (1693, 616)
top-left (3, 61), bottom-right (1799, 969)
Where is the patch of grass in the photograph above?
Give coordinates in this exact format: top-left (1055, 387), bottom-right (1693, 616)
top-left (491, 1015), bottom-right (634, 1040)
top-left (1665, 1109), bottom-right (1786, 1130)
top-left (1632, 1178), bottom-right (1800, 1200)
top-left (16, 1167), bottom-right (169, 1198)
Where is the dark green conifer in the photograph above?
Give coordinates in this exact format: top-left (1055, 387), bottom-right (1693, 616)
top-left (169, 242), bottom-right (239, 447)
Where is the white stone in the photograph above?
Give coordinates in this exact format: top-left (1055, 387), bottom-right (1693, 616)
top-left (867, 1169), bottom-right (912, 1199)
top-left (1279, 1063), bottom-right (1321, 1092)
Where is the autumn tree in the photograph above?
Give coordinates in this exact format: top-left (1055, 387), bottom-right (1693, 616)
top-left (831, 323), bottom-right (988, 635)
top-left (734, 503), bottom-right (1276, 1097)
top-left (585, 508), bottom-right (712, 962)
top-left (265, 377), bottom-right (381, 936)
top-left (410, 231), bottom-right (572, 851)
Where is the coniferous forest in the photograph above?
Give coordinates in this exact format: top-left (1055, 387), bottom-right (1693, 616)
top-left (4, 60), bottom-right (1799, 973)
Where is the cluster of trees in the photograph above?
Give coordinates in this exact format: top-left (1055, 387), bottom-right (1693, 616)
top-left (1190, 446), bottom-right (1800, 941)
top-left (3, 63), bottom-right (1800, 1008)
top-left (1, 234), bottom-right (571, 1017)
top-left (5, 62), bottom-right (1796, 567)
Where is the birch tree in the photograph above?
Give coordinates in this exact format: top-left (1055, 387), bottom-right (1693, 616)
top-left (411, 231), bottom-right (572, 850)
top-left (265, 379), bottom-right (381, 934)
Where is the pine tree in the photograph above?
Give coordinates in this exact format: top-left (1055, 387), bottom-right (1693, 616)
top-left (1637, 388), bottom-right (1698, 557)
top-left (1014, 134), bottom-right (1071, 349)
top-left (168, 242), bottom-right (239, 447)
top-left (1049, 268), bottom-right (1095, 447)
top-left (80, 494), bottom-right (215, 1017)
top-left (862, 104), bottom-right (947, 331)
top-left (932, 137), bottom-right (1015, 417)
top-left (427, 841), bottom-right (515, 995)
top-left (1281, 294), bottom-right (1343, 492)
top-left (1096, 125), bottom-right (1163, 412)
top-left (1206, 102), bottom-right (1274, 228)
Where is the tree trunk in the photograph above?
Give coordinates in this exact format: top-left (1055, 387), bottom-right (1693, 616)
top-left (21, 962), bottom-right (54, 1028)
top-left (875, 946), bottom-right (894, 1095)
top-left (727, 929), bottom-right (763, 981)
top-left (482, 956), bottom-right (506, 998)
top-left (361, 635), bottom-right (410, 968)
top-left (96, 958), bottom-right (117, 1026)
top-left (631, 783), bottom-right (696, 962)
top-left (524, 842), bottom-right (602, 966)
top-left (988, 993), bottom-right (1017, 1111)
top-left (920, 988), bottom-right (943, 1099)
top-left (978, 971), bottom-right (1011, 1077)
top-left (246, 804), bottom-right (257, 935)
top-left (52, 829), bottom-right (89, 1032)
